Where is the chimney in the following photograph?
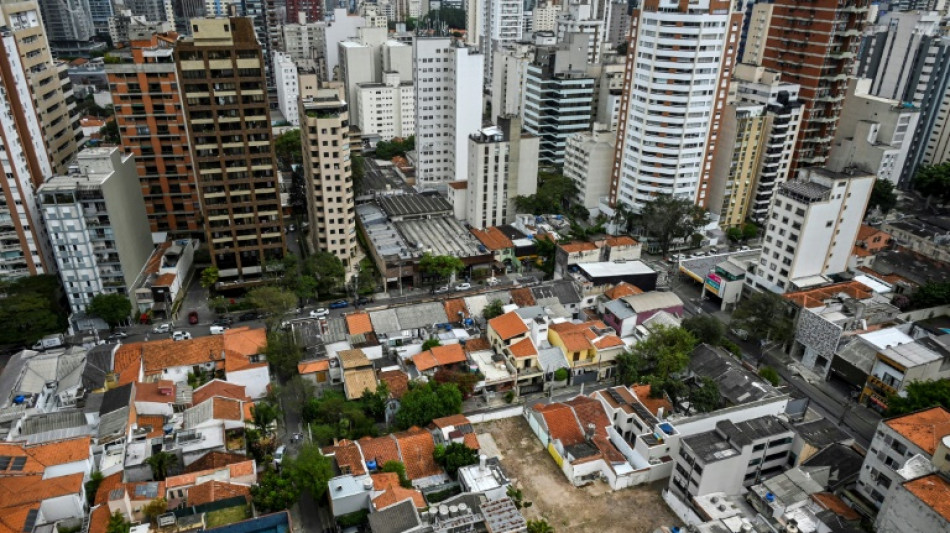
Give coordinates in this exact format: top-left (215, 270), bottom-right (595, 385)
top-left (479, 454), bottom-right (487, 471)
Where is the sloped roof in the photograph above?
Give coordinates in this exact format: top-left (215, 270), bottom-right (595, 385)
top-left (431, 414), bottom-right (470, 429)
top-left (903, 474), bottom-right (950, 522)
top-left (443, 299), bottom-right (469, 321)
top-left (559, 241), bottom-right (598, 253)
top-left (885, 407), bottom-right (950, 455)
top-left (187, 480), bottom-right (251, 506)
top-left (463, 337), bottom-right (492, 353)
top-left (395, 427), bottom-right (442, 480)
top-left (508, 337), bottom-right (538, 358)
top-left (357, 435), bottom-right (401, 466)
top-left (378, 369), bottom-right (409, 399)
top-left (185, 452), bottom-right (249, 473)
top-left (0, 472), bottom-right (83, 507)
top-left (344, 368), bottom-right (378, 400)
top-left (330, 440), bottom-right (366, 476)
top-left (346, 313), bottom-right (374, 335)
top-left (0, 437), bottom-right (91, 476)
top-left (488, 311), bottom-right (528, 341)
top-left (509, 288), bottom-right (536, 307)
top-left (536, 403), bottom-right (584, 447)
top-left (338, 349), bottom-right (372, 370)
top-left (192, 380), bottom-right (249, 405)
top-left (298, 359), bottom-right (331, 374)
top-left (604, 282), bottom-right (643, 300)
top-left (412, 344), bottom-right (467, 371)
top-left (470, 227), bottom-right (514, 250)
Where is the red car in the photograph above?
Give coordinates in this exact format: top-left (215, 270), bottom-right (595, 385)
top-left (188, 310), bottom-right (199, 325)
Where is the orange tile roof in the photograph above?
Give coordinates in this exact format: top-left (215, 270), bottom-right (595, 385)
top-left (187, 480), bottom-right (251, 506)
top-left (852, 246), bottom-right (872, 258)
top-left (141, 337), bottom-right (223, 375)
top-left (372, 472), bottom-right (401, 490)
top-left (153, 273), bottom-right (177, 286)
top-left (222, 328), bottom-right (268, 373)
top-left (810, 492), bottom-right (860, 521)
top-left (331, 440), bottom-right (366, 476)
top-left (114, 344), bottom-right (143, 385)
top-left (559, 241), bottom-right (599, 254)
top-left (463, 337), bottom-right (492, 353)
top-left (857, 224), bottom-right (885, 242)
top-left (0, 437), bottom-right (92, 476)
top-left (395, 427), bottom-right (442, 480)
top-left (95, 473), bottom-right (123, 505)
top-left (0, 473), bottom-right (84, 507)
top-left (298, 359), bottom-right (331, 375)
top-left (463, 433), bottom-right (480, 450)
top-left (509, 287), bottom-right (536, 307)
top-left (631, 385), bottom-right (673, 417)
top-left (227, 460), bottom-right (256, 479)
top-left (143, 241), bottom-right (173, 276)
top-left (508, 337), bottom-right (537, 358)
top-left (903, 474), bottom-right (950, 522)
top-left (431, 414), bottom-right (470, 429)
top-left (565, 396), bottom-right (610, 438)
top-left (470, 227), bottom-right (514, 250)
top-left (137, 415), bottom-right (166, 439)
top-left (885, 407), bottom-right (950, 455)
top-left (373, 485), bottom-right (426, 509)
top-left (212, 397), bottom-right (243, 420)
top-left (604, 282), bottom-right (643, 300)
top-left (536, 404), bottom-right (584, 447)
top-left (594, 335), bottom-right (624, 349)
top-left (857, 266), bottom-right (917, 288)
top-left (558, 331), bottom-right (594, 353)
top-left (192, 380), bottom-right (249, 405)
top-left (87, 505), bottom-right (111, 533)
top-left (605, 235), bottom-right (638, 247)
top-left (135, 380), bottom-right (176, 403)
top-left (346, 313), bottom-right (374, 335)
top-left (167, 459), bottom-right (256, 490)
top-left (488, 311), bottom-right (528, 341)
top-left (186, 452), bottom-right (249, 473)
top-left (378, 370), bottom-right (409, 399)
top-left (358, 435), bottom-right (401, 466)
top-left (783, 281), bottom-right (873, 309)
top-left (413, 344), bottom-right (468, 372)
top-left (443, 299), bottom-right (469, 321)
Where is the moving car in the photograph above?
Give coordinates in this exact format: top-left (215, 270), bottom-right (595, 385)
top-left (210, 325), bottom-right (228, 335)
top-left (188, 310), bottom-right (199, 325)
top-left (172, 331), bottom-right (192, 341)
top-left (107, 332), bottom-right (128, 341)
top-left (433, 286), bottom-right (450, 294)
top-left (329, 300), bottom-right (349, 309)
top-left (152, 323), bottom-right (170, 334)
top-left (213, 317), bottom-right (233, 327)
top-left (454, 282), bottom-right (472, 291)
top-left (310, 308), bottom-right (329, 318)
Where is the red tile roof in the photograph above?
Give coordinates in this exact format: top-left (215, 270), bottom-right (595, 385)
top-left (509, 288), bottom-right (536, 307)
top-left (508, 337), bottom-right (538, 358)
top-left (594, 335), bottom-right (624, 349)
top-left (447, 181), bottom-right (468, 190)
top-left (153, 273), bottom-right (176, 286)
top-left (810, 492), bottom-right (860, 521)
top-left (212, 397), bottom-right (243, 420)
top-left (463, 337), bottom-right (492, 353)
top-left (87, 505), bottom-right (111, 533)
top-left (395, 427), bottom-right (442, 480)
top-left (559, 241), bottom-right (599, 254)
top-left (605, 236), bottom-right (638, 247)
top-left (135, 380), bottom-right (176, 403)
top-left (371, 473), bottom-right (425, 509)
top-left (378, 369), bottom-right (409, 399)
top-left (331, 440), bottom-right (366, 476)
top-left (136, 415), bottom-right (166, 439)
top-left (536, 403), bottom-right (584, 447)
top-left (463, 433), bottom-right (480, 450)
top-left (431, 414), bottom-right (470, 429)
top-left (0, 473), bottom-right (84, 507)
top-left (0, 437), bottom-right (92, 476)
top-left (185, 452), bottom-right (249, 474)
top-left (357, 435), bottom-right (401, 467)
top-left (412, 344), bottom-right (468, 372)
top-left (631, 385), bottom-right (673, 417)
top-left (443, 299), bottom-right (469, 320)
top-left (488, 311), bottom-right (528, 341)
top-left (885, 407), bottom-right (950, 455)
top-left (192, 380), bottom-right (250, 405)
top-left (298, 359), bottom-right (330, 374)
top-left (470, 227), bottom-right (514, 250)
top-left (903, 474), bottom-right (950, 522)
top-left (565, 396), bottom-right (610, 439)
top-left (604, 282), bottom-right (643, 300)
top-left (346, 313), bottom-right (374, 335)
top-left (187, 480), bottom-right (251, 506)
top-left (95, 473), bottom-right (123, 505)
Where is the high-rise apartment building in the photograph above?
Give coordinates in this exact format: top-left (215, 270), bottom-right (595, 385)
top-left (338, 26), bottom-right (412, 126)
top-left (124, 0), bottom-right (175, 23)
top-left (609, 0), bottom-right (742, 211)
top-left (1, 1), bottom-right (81, 176)
top-left (0, 24), bottom-right (55, 277)
top-left (37, 0), bottom-right (103, 55)
top-left (708, 103), bottom-right (770, 229)
top-left (463, 116), bottom-right (539, 228)
top-left (286, 0), bottom-right (321, 22)
top-left (466, 0), bottom-right (483, 46)
top-left (37, 147), bottom-right (152, 319)
top-left (739, 0), bottom-right (773, 66)
top-left (176, 18), bottom-right (285, 287)
top-left (282, 11), bottom-right (328, 77)
top-left (857, 10), bottom-right (942, 103)
top-left (746, 167), bottom-right (874, 294)
top-left (108, 30), bottom-right (199, 238)
top-left (88, 0), bottom-right (114, 35)
top-left (756, 0), bottom-right (870, 173)
top-left (564, 127), bottom-right (615, 213)
top-left (531, 0), bottom-right (561, 33)
top-left (555, 0), bottom-right (608, 64)
top-left (299, 85), bottom-right (358, 271)
top-left (413, 38), bottom-right (484, 185)
top-left (357, 72), bottom-right (415, 140)
top-left (490, 42), bottom-right (533, 118)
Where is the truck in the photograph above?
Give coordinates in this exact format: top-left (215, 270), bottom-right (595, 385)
top-left (32, 333), bottom-right (65, 351)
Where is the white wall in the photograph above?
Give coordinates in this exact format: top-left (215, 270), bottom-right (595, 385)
top-left (43, 458), bottom-right (92, 480)
top-left (227, 366), bottom-right (270, 399)
top-left (40, 494), bottom-right (85, 522)
top-left (133, 400), bottom-right (173, 417)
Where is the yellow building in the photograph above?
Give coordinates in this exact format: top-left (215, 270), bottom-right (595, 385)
top-left (711, 102), bottom-right (769, 229)
top-left (547, 321), bottom-right (625, 380)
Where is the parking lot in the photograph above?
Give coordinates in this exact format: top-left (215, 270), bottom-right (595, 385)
top-left (475, 416), bottom-right (676, 532)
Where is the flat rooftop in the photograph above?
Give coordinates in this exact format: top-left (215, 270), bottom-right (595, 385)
top-left (378, 194), bottom-right (452, 218)
top-left (394, 217), bottom-right (485, 258)
top-left (577, 260), bottom-right (654, 278)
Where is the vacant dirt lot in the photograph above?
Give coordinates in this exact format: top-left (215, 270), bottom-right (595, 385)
top-left (475, 416), bottom-right (676, 532)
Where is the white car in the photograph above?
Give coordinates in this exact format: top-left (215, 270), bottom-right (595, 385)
top-left (434, 286), bottom-right (450, 294)
top-left (454, 282), bottom-right (472, 291)
top-left (152, 323), bottom-right (170, 334)
top-left (210, 325), bottom-right (227, 335)
top-left (273, 445), bottom-right (285, 468)
top-left (486, 277), bottom-right (500, 286)
top-left (172, 331), bottom-right (192, 341)
top-left (310, 308), bottom-right (329, 318)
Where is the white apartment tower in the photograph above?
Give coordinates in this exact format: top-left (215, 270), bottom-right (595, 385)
top-left (413, 38), bottom-right (484, 185)
top-left (747, 167), bottom-right (875, 294)
top-left (357, 72), bottom-right (415, 140)
top-left (339, 26), bottom-right (412, 127)
top-left (274, 52), bottom-right (301, 126)
top-left (564, 127), bottom-right (616, 212)
top-left (532, 1), bottom-right (562, 32)
top-left (609, 0), bottom-right (742, 212)
top-left (281, 12), bottom-right (328, 77)
top-left (555, 0), bottom-right (609, 64)
top-left (490, 42), bottom-right (533, 117)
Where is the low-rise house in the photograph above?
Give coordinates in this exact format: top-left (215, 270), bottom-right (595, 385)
top-left (602, 292), bottom-right (684, 337)
top-left (829, 327), bottom-right (915, 395)
top-left (574, 261), bottom-right (659, 291)
top-left (855, 224), bottom-right (892, 254)
top-left (548, 320), bottom-right (624, 381)
top-left (106, 480), bottom-right (165, 523)
top-left (186, 479), bottom-right (251, 507)
top-left (370, 472), bottom-right (425, 510)
top-left (164, 454), bottom-right (256, 506)
top-left (487, 311), bottom-right (545, 394)
top-left (338, 349), bottom-right (378, 401)
top-left (465, 338), bottom-right (516, 395)
top-left (298, 359), bottom-right (332, 388)
top-left (876, 472), bottom-right (950, 533)
top-left (0, 348), bottom-right (88, 412)
top-left (0, 473), bottom-right (86, 527)
top-left (410, 344), bottom-right (468, 377)
top-left (555, 241), bottom-right (601, 279)
top-left (325, 427), bottom-right (453, 489)
top-left (429, 414), bottom-right (475, 446)
top-left (859, 335), bottom-right (950, 411)
top-left (470, 226), bottom-right (519, 274)
top-left (458, 456), bottom-right (511, 501)
top-left (883, 216), bottom-right (950, 263)
top-left (133, 379), bottom-right (176, 416)
top-left (98, 383), bottom-right (135, 446)
top-left (0, 437), bottom-right (93, 480)
top-left (791, 418), bottom-right (853, 465)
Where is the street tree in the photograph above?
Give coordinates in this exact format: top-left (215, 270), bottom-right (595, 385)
top-left (758, 367), bottom-right (780, 386)
top-left (433, 442), bottom-right (480, 479)
top-left (251, 400), bottom-right (281, 437)
top-left (527, 519), bottom-right (554, 533)
top-left (682, 314), bottom-right (725, 346)
top-left (887, 379), bottom-right (950, 416)
top-left (265, 330), bottom-right (304, 380)
top-left (251, 467), bottom-right (299, 513)
top-left (274, 129), bottom-right (302, 169)
top-left (911, 281), bottom-right (950, 309)
top-left (87, 293), bottom-right (132, 330)
top-left (867, 179), bottom-right (898, 216)
top-left (247, 286), bottom-right (297, 327)
top-left (482, 299), bottom-right (505, 320)
top-left (200, 266), bottom-right (219, 289)
top-left (640, 194), bottom-right (710, 258)
top-left (0, 292), bottom-right (62, 345)
top-left (628, 325), bottom-right (697, 379)
top-left (615, 351), bottom-right (640, 386)
top-left (732, 291), bottom-right (794, 343)
top-left (304, 252), bottom-right (346, 298)
top-left (285, 443), bottom-right (334, 499)
top-left (512, 172), bottom-right (578, 215)
top-left (533, 236), bottom-right (557, 278)
top-left (145, 451), bottom-right (178, 481)
top-left (418, 253), bottom-right (465, 286)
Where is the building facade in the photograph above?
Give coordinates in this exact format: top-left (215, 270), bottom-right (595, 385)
top-left (281, 13), bottom-right (328, 77)
top-left (708, 102), bottom-right (769, 229)
top-left (108, 30), bottom-right (199, 238)
top-left (564, 128), bottom-right (614, 213)
top-left (176, 18), bottom-right (285, 287)
top-left (356, 72), bottom-right (415, 140)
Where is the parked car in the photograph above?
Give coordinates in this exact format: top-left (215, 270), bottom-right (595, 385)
top-left (454, 282), bottom-right (472, 291)
top-left (152, 323), bottom-right (171, 334)
top-left (329, 300), bottom-right (349, 309)
top-left (486, 277), bottom-right (500, 286)
top-left (172, 331), bottom-right (192, 341)
top-left (107, 332), bottom-right (128, 341)
top-left (188, 310), bottom-right (199, 325)
top-left (356, 296), bottom-right (372, 305)
top-left (210, 325), bottom-right (228, 335)
top-left (433, 286), bottom-right (450, 294)
top-left (310, 308), bottom-right (329, 318)
top-left (213, 317), bottom-right (233, 327)
top-left (273, 445), bottom-right (285, 468)
top-left (239, 312), bottom-right (259, 322)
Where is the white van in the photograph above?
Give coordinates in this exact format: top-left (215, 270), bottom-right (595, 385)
top-left (210, 325), bottom-right (227, 335)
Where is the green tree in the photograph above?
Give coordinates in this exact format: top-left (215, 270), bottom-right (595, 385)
top-left (506, 486), bottom-right (532, 510)
top-left (251, 467), bottom-right (299, 513)
top-left (741, 223), bottom-right (759, 241)
top-left (418, 253), bottom-right (465, 286)
top-left (274, 129), bottom-right (302, 169)
top-left (527, 519), bottom-right (554, 533)
top-left (512, 172), bottom-right (577, 215)
top-left (87, 293), bottom-right (132, 330)
top-left (100, 119), bottom-right (120, 144)
top-left (732, 291), bottom-right (794, 343)
top-left (145, 451), bottom-right (178, 481)
top-left (688, 377), bottom-right (721, 413)
top-left (615, 350), bottom-right (640, 386)
top-left (141, 498), bottom-right (168, 524)
top-left (381, 460), bottom-right (412, 488)
top-left (106, 511), bottom-right (130, 533)
top-left (361, 381), bottom-right (389, 421)
top-left (433, 442), bottom-right (480, 479)
top-left (867, 179), bottom-right (898, 216)
top-left (394, 382), bottom-right (463, 429)
top-left (304, 252), bottom-right (346, 298)
top-left (533, 236), bottom-right (557, 278)
top-left (85, 471), bottom-right (104, 506)
top-left (913, 162), bottom-right (950, 207)
top-left (374, 136), bottom-right (415, 159)
top-left (251, 400), bottom-right (281, 437)
top-left (0, 292), bottom-right (62, 345)
top-left (640, 194), bottom-right (710, 258)
top-left (682, 314), bottom-right (725, 346)
top-left (265, 330), bottom-right (303, 379)
top-left (615, 41), bottom-right (628, 56)
top-left (247, 286), bottom-right (297, 327)
top-left (284, 443), bottom-right (334, 499)
top-left (422, 338), bottom-right (442, 350)
top-left (758, 366), bottom-right (780, 386)
top-left (887, 379), bottom-right (950, 416)
top-left (554, 367), bottom-right (569, 381)
top-left (482, 299), bottom-right (505, 320)
top-left (301, 391), bottom-right (378, 443)
top-left (200, 266), bottom-right (219, 289)
top-left (628, 325), bottom-right (697, 379)
top-left (726, 227), bottom-right (744, 243)
top-left (911, 281), bottom-right (950, 309)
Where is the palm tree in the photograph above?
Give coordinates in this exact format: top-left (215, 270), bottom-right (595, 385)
top-left (251, 401), bottom-right (281, 437)
top-left (145, 451), bottom-right (178, 481)
top-left (527, 519), bottom-right (554, 533)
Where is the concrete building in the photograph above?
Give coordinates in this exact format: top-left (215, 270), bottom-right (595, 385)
top-left (413, 38), bottom-right (484, 185)
top-left (339, 26), bottom-right (412, 128)
top-left (876, 472), bottom-right (950, 533)
top-left (746, 167), bottom-right (875, 294)
top-left (356, 72), bottom-right (415, 141)
top-left (0, 21), bottom-right (57, 277)
top-left (609, 0), bottom-right (742, 211)
top-left (461, 117), bottom-right (539, 228)
top-left (522, 34), bottom-right (594, 166)
top-left (708, 102), bottom-right (770, 229)
top-left (281, 12), bottom-right (327, 77)
top-left (882, 216), bottom-right (950, 264)
top-left (857, 407), bottom-right (950, 508)
top-left (1, 0), bottom-right (81, 175)
top-left (669, 416), bottom-right (796, 499)
top-left (286, 0), bottom-right (321, 23)
top-left (921, 58), bottom-right (950, 170)
top-left (490, 41), bottom-right (533, 118)
top-left (604, 0), bottom-right (628, 48)
top-left (466, 0), bottom-right (483, 46)
top-left (108, 30), bottom-right (199, 239)
top-left (300, 85), bottom-right (358, 272)
top-left (37, 0), bottom-right (103, 56)
top-left (176, 18), bottom-right (285, 288)
top-left (860, 338), bottom-right (950, 412)
top-left (555, 0), bottom-right (607, 65)
top-left (756, 0), bottom-right (871, 174)
top-left (274, 51), bottom-right (301, 127)
top-left (324, 8), bottom-right (366, 81)
top-left (594, 62), bottom-right (623, 131)
top-left (857, 10), bottom-right (942, 104)
top-left (564, 127), bottom-right (615, 214)
top-left (739, 0), bottom-right (773, 66)
top-left (531, 1), bottom-right (560, 33)
top-left (828, 79), bottom-right (920, 186)
top-left (38, 148), bottom-right (152, 325)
